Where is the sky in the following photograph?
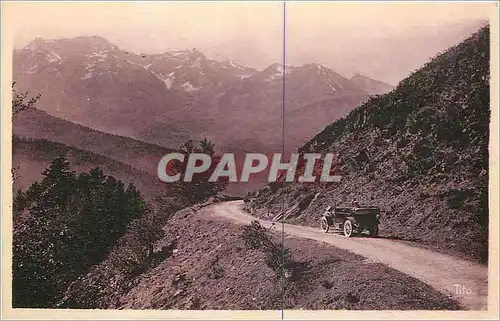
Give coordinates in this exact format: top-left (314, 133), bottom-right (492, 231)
top-left (3, 1), bottom-right (495, 84)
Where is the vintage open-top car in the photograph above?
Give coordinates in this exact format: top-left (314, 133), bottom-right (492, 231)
top-left (320, 201), bottom-right (380, 237)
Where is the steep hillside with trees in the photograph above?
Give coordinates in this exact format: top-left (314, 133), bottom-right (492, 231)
top-left (12, 156), bottom-right (149, 307)
top-left (247, 25), bottom-right (491, 263)
top-left (12, 139), bottom-right (229, 308)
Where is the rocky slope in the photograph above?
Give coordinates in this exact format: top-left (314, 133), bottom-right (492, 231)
top-left (62, 204), bottom-right (459, 310)
top-left (247, 25), bottom-right (490, 263)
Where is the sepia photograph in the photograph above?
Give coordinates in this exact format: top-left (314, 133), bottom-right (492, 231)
top-left (1, 1), bottom-right (498, 319)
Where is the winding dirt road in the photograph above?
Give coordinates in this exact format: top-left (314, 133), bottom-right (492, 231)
top-left (206, 200), bottom-right (489, 310)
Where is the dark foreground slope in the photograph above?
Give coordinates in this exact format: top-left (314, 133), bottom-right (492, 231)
top-left (247, 26), bottom-right (490, 263)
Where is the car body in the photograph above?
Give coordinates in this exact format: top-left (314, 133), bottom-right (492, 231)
top-left (320, 204), bottom-right (380, 237)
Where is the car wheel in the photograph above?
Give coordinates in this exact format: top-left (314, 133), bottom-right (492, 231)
top-left (369, 225), bottom-right (379, 237)
top-left (343, 220), bottom-right (353, 237)
top-left (320, 217), bottom-right (329, 233)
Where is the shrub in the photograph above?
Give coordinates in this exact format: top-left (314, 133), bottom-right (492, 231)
top-left (240, 221), bottom-right (307, 281)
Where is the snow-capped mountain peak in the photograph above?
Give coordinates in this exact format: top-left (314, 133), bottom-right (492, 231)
top-left (260, 63), bottom-right (294, 81)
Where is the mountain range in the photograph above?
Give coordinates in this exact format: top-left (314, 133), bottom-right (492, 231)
top-left (13, 36), bottom-right (393, 154)
top-left (13, 35), bottom-right (394, 194)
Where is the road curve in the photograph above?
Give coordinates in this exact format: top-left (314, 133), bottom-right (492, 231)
top-left (205, 200), bottom-right (489, 310)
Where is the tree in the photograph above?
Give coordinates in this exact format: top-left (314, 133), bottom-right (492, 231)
top-left (13, 189), bottom-right (26, 213)
top-left (179, 139), bottom-right (196, 153)
top-left (12, 81), bottom-right (40, 117)
top-left (12, 155), bottom-right (77, 307)
top-left (12, 157), bottom-right (148, 308)
top-left (11, 82), bottom-right (41, 182)
top-left (199, 138), bottom-right (215, 156)
top-left (169, 139), bottom-right (228, 202)
top-left (111, 207), bottom-right (164, 277)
